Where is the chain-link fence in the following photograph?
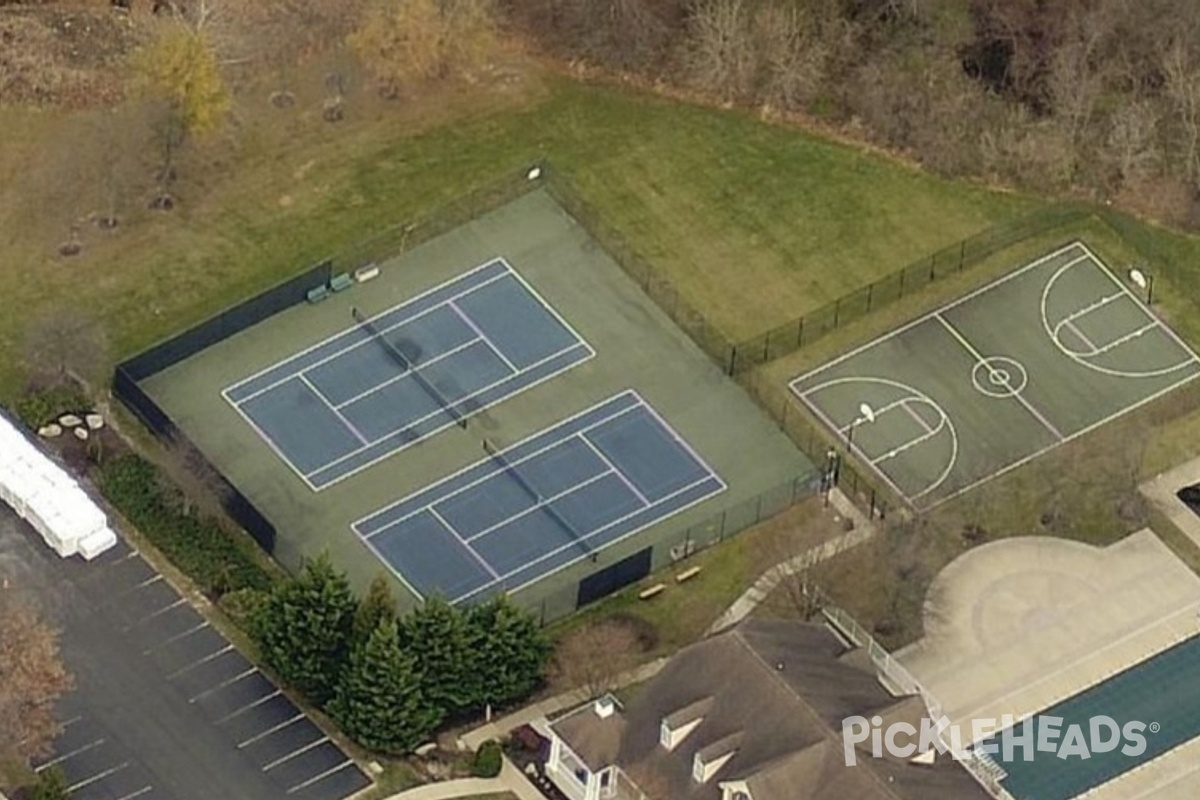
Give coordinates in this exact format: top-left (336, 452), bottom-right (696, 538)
top-left (539, 169), bottom-right (737, 373)
top-left (729, 205), bottom-right (1091, 374)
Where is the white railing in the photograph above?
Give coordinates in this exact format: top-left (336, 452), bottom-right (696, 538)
top-left (821, 601), bottom-right (1017, 800)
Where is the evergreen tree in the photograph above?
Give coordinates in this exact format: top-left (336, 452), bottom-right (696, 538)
top-left (468, 595), bottom-right (550, 708)
top-left (253, 553), bottom-right (356, 704)
top-left (353, 575), bottom-right (398, 647)
top-left (328, 618), bottom-right (438, 754)
top-left (398, 596), bottom-right (472, 719)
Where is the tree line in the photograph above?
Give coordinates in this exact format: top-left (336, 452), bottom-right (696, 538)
top-left (501, 0), bottom-right (1200, 227)
top-left (251, 554), bottom-right (549, 753)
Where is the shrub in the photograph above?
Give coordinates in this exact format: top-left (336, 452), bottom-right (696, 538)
top-left (98, 455), bottom-right (273, 597)
top-left (29, 767), bottom-right (70, 800)
top-left (472, 739), bottom-right (503, 778)
top-left (13, 382), bottom-right (89, 429)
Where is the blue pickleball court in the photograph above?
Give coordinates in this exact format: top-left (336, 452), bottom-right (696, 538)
top-left (222, 259), bottom-right (594, 489)
top-left (353, 391), bottom-right (726, 604)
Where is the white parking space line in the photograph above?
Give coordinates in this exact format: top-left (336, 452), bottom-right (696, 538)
top-left (286, 760), bottom-right (356, 794)
top-left (124, 597), bottom-right (186, 630)
top-left (166, 644), bottom-right (235, 679)
top-left (115, 787), bottom-right (153, 800)
top-left (143, 620), bottom-right (210, 654)
top-left (35, 739), bottom-right (105, 771)
top-left (68, 762), bottom-right (129, 793)
top-left (215, 689), bottom-right (282, 724)
top-left (237, 713), bottom-right (304, 748)
top-left (263, 736), bottom-right (329, 771)
top-left (134, 574), bottom-right (164, 589)
top-left (189, 667), bottom-right (257, 703)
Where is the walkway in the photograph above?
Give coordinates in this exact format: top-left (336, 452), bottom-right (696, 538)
top-left (382, 759), bottom-right (542, 800)
top-left (708, 488), bottom-right (876, 633)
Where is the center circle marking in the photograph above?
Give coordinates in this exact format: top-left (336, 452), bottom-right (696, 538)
top-left (972, 357), bottom-right (1028, 399)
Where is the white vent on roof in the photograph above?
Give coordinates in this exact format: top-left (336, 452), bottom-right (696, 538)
top-left (594, 696), bottom-right (615, 719)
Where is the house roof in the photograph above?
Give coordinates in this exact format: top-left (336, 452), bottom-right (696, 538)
top-left (550, 618), bottom-right (991, 800)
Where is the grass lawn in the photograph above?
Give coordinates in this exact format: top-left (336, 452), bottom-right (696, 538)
top-left (0, 71), bottom-right (1039, 399)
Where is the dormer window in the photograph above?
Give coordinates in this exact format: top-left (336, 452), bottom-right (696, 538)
top-left (693, 749), bottom-right (737, 783)
top-left (659, 715), bottom-right (703, 751)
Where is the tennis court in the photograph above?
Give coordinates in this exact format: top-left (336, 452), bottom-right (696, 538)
top-left (977, 634), bottom-right (1200, 800)
top-left (223, 258), bottom-right (593, 489)
top-left (791, 241), bottom-right (1200, 508)
top-left (353, 390), bottom-right (726, 604)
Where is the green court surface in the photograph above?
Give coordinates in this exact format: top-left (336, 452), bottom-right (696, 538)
top-left (140, 189), bottom-right (813, 610)
top-left (791, 242), bottom-right (1200, 509)
top-left (979, 634), bottom-right (1200, 800)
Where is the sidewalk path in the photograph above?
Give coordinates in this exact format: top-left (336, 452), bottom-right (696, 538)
top-left (381, 759), bottom-right (542, 800)
top-left (707, 488), bottom-right (876, 634)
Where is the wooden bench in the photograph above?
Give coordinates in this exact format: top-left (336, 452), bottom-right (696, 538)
top-left (639, 584), bottom-right (666, 600)
top-left (306, 285), bottom-right (330, 304)
top-left (676, 566), bottom-right (703, 583)
top-left (329, 272), bottom-right (354, 292)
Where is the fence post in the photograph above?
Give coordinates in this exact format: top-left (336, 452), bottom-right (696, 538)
top-left (798, 316), bottom-right (805, 348)
top-left (899, 269), bottom-right (905, 298)
top-left (727, 346), bottom-right (737, 376)
top-left (959, 240), bottom-right (966, 271)
top-left (928, 256), bottom-right (935, 281)
top-left (866, 282), bottom-right (873, 312)
top-left (834, 297), bottom-right (841, 328)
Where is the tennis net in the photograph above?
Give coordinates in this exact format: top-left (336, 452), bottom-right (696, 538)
top-left (483, 438), bottom-right (590, 553)
top-left (352, 307), bottom-right (467, 429)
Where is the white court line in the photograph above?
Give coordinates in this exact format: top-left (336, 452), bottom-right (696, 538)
top-left (215, 689), bottom-right (282, 725)
top-left (330, 336), bottom-right (483, 409)
top-left (448, 298), bottom-right (519, 374)
top-left (461, 469), bottom-right (617, 543)
top-left (1059, 290), bottom-right (1124, 327)
top-left (933, 313), bottom-right (1065, 441)
top-left (1089, 321), bottom-right (1159, 357)
top-left (189, 667), bottom-right (257, 703)
top-left (286, 759), bottom-right (357, 794)
top-left (461, 473), bottom-right (726, 604)
top-left (579, 436), bottom-right (650, 507)
top-left (226, 391), bottom-right (319, 492)
top-left (226, 264), bottom-right (510, 404)
top-left (428, 507), bottom-right (500, 579)
top-left (298, 374), bottom-right (369, 446)
top-left (789, 245), bottom-right (1093, 388)
top-left (465, 475), bottom-right (717, 591)
top-left (311, 342), bottom-right (592, 486)
top-left (114, 787), bottom-right (153, 800)
top-left (263, 736), bottom-right (329, 771)
top-left (142, 620), bottom-right (209, 654)
top-left (68, 763), bottom-right (129, 793)
top-left (902, 400), bottom-right (935, 434)
top-left (166, 643), bottom-right (235, 679)
top-left (36, 739), bottom-right (105, 770)
top-left (1063, 318), bottom-right (1099, 353)
top-left (237, 713), bottom-right (304, 748)
top-left (498, 257), bottom-right (598, 363)
top-left (360, 399), bottom-right (643, 539)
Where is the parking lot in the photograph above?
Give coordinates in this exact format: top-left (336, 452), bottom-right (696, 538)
top-left (0, 506), bottom-right (370, 800)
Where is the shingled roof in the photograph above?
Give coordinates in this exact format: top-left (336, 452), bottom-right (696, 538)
top-left (549, 618), bottom-right (991, 800)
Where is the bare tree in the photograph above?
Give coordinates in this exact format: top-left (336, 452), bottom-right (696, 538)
top-left (753, 2), bottom-right (827, 112)
top-left (22, 307), bottom-right (110, 392)
top-left (1161, 35), bottom-right (1200, 187)
top-left (0, 592), bottom-right (74, 764)
top-left (1105, 99), bottom-right (1161, 186)
top-left (551, 620), bottom-right (643, 699)
top-left (683, 0), bottom-right (755, 102)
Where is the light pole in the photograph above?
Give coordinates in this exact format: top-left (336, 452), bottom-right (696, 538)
top-left (1129, 267), bottom-right (1154, 305)
top-left (845, 402), bottom-right (876, 455)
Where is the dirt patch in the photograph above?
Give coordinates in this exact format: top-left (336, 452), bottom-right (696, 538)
top-left (0, 6), bottom-right (141, 107)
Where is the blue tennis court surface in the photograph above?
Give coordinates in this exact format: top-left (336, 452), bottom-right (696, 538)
top-left (353, 391), bottom-right (726, 604)
top-left (978, 634), bottom-right (1200, 800)
top-left (223, 259), bottom-right (594, 489)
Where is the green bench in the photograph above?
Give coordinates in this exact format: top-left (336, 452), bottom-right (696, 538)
top-left (329, 272), bottom-right (354, 292)
top-left (306, 285), bottom-right (330, 304)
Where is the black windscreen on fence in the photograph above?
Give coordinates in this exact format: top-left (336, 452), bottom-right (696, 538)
top-left (122, 260), bottom-right (332, 381)
top-left (576, 547), bottom-right (653, 608)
